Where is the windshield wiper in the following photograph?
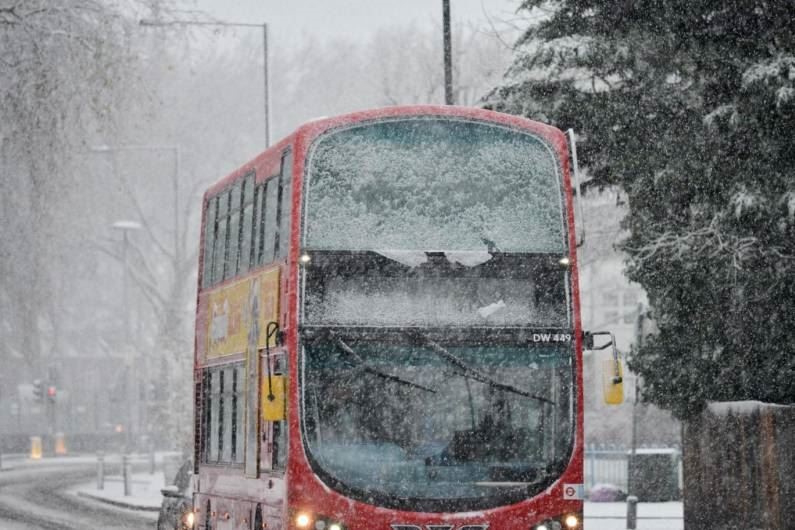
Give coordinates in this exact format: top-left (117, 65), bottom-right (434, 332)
top-left (422, 337), bottom-right (553, 404)
top-left (334, 337), bottom-right (436, 394)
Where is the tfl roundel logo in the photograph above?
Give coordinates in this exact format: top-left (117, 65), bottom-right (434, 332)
top-left (391, 525), bottom-right (489, 530)
top-left (563, 483), bottom-right (585, 500)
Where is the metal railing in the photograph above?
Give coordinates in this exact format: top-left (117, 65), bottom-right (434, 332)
top-left (585, 444), bottom-right (683, 494)
top-left (585, 446), bottom-right (630, 491)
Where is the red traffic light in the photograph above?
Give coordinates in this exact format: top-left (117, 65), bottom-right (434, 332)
top-left (47, 386), bottom-right (56, 397)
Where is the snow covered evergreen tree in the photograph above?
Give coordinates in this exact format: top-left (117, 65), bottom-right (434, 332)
top-left (486, 0), bottom-right (795, 418)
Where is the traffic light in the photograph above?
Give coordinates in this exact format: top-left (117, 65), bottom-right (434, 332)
top-left (32, 379), bottom-right (44, 402)
top-left (47, 385), bottom-right (57, 403)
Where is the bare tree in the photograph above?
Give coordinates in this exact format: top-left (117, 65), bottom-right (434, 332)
top-left (0, 1), bottom-right (143, 372)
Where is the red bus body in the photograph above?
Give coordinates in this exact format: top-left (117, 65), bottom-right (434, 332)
top-left (193, 105), bottom-right (584, 530)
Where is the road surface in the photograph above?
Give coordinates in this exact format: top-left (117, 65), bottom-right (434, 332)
top-left (0, 458), bottom-right (155, 530)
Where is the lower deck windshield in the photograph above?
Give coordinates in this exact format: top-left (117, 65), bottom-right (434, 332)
top-left (301, 336), bottom-right (574, 512)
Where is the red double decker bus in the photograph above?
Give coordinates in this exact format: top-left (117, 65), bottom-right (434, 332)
top-left (191, 106), bottom-right (586, 530)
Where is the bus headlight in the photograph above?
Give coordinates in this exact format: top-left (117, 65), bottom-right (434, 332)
top-left (532, 512), bottom-right (581, 530)
top-left (294, 511), bottom-right (346, 530)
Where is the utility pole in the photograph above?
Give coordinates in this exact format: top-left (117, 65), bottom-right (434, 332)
top-left (442, 0), bottom-right (454, 105)
top-left (629, 303), bottom-right (645, 496)
top-left (140, 19), bottom-right (271, 146)
top-left (263, 23), bottom-right (270, 145)
top-left (112, 220), bottom-right (141, 448)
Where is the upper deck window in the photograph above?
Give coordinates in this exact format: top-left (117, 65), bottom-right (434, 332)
top-left (200, 148), bottom-right (291, 288)
top-left (303, 118), bottom-right (566, 253)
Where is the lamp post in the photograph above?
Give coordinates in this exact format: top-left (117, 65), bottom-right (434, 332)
top-left (111, 219), bottom-right (141, 448)
top-left (442, 0), bottom-right (454, 105)
top-left (90, 144), bottom-right (181, 264)
top-left (140, 18), bottom-right (271, 146)
top-left (111, 220), bottom-right (143, 343)
top-left (92, 144), bottom-right (179, 448)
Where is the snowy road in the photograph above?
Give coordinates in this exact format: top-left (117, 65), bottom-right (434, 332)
top-left (0, 458), bottom-right (155, 529)
top-left (0, 457), bottom-right (686, 530)
top-left (584, 501), bottom-right (684, 530)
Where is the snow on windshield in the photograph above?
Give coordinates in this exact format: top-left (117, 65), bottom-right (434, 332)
top-left (305, 274), bottom-right (567, 327)
top-left (303, 117), bottom-right (566, 253)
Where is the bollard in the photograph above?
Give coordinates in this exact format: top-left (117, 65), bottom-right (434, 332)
top-left (122, 454), bottom-right (132, 496)
top-left (54, 432), bottom-right (67, 455)
top-left (30, 436), bottom-right (43, 460)
top-left (97, 452), bottom-right (105, 490)
top-left (626, 495), bottom-right (638, 530)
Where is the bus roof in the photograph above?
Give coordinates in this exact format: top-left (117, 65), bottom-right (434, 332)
top-left (203, 105), bottom-right (567, 200)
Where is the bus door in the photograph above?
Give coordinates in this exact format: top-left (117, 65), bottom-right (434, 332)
top-left (259, 349), bottom-right (288, 528)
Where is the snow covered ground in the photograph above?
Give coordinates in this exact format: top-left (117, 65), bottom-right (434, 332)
top-left (72, 471), bottom-right (165, 511)
top-left (585, 501), bottom-right (683, 530)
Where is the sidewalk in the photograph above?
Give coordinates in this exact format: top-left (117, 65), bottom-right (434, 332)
top-left (0, 453), bottom-right (108, 471)
top-left (585, 501), bottom-right (683, 530)
top-left (0, 453), bottom-right (26, 471)
top-left (67, 451), bottom-right (183, 513)
top-left (72, 470), bottom-right (166, 512)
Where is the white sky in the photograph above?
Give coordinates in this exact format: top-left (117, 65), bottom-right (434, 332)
top-left (186, 0), bottom-right (522, 48)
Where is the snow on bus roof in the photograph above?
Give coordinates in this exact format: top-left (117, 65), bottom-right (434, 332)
top-left (708, 400), bottom-right (790, 416)
top-left (629, 448), bottom-right (679, 455)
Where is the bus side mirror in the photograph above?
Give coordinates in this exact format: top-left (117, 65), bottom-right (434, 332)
top-left (602, 357), bottom-right (624, 405)
top-left (262, 374), bottom-right (286, 421)
top-left (584, 331), bottom-right (624, 405)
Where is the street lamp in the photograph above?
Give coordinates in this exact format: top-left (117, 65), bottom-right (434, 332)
top-left (90, 144), bottom-right (181, 267)
top-left (111, 219), bottom-right (143, 342)
top-left (91, 144), bottom-right (180, 447)
top-left (111, 218), bottom-right (141, 449)
top-left (140, 18), bottom-right (271, 146)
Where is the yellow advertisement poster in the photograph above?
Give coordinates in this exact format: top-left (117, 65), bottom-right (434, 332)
top-left (207, 268), bottom-right (280, 358)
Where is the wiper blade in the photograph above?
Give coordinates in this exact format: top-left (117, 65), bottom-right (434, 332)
top-left (423, 338), bottom-right (553, 404)
top-left (334, 337), bottom-right (437, 394)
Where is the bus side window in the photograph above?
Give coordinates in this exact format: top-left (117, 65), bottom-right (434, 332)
top-left (220, 368), bottom-right (232, 462)
top-left (200, 369), bottom-right (211, 463)
top-left (249, 179), bottom-right (261, 270)
top-left (272, 354), bottom-right (288, 471)
top-left (233, 365), bottom-right (245, 464)
top-left (225, 181), bottom-right (242, 281)
top-left (201, 365), bottom-right (246, 467)
top-left (273, 415), bottom-right (287, 470)
top-left (238, 173), bottom-right (255, 276)
top-left (276, 150), bottom-right (293, 259)
top-left (254, 183), bottom-right (266, 266)
top-left (208, 369), bottom-right (221, 463)
top-left (262, 178), bottom-right (279, 264)
top-left (213, 190), bottom-right (230, 284)
top-left (202, 196), bottom-right (218, 287)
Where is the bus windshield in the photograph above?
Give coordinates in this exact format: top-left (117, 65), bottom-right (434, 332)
top-left (302, 251), bottom-right (570, 328)
top-left (303, 117), bottom-right (566, 253)
top-left (301, 337), bottom-right (574, 512)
